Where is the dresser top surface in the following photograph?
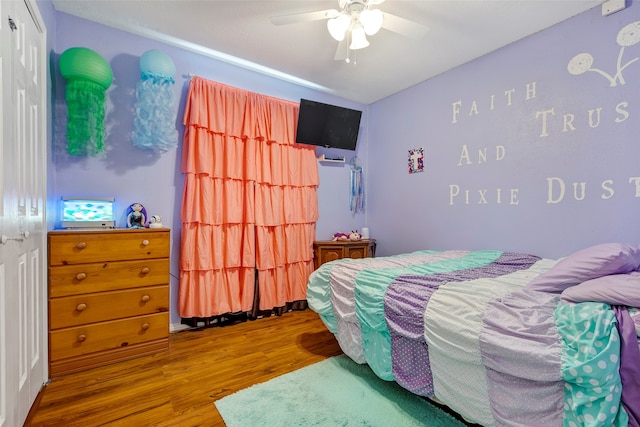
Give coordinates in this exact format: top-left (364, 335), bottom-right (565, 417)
top-left (49, 228), bottom-right (170, 235)
top-left (314, 239), bottom-right (375, 245)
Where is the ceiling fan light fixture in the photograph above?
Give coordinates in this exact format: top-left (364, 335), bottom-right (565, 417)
top-left (350, 25), bottom-right (369, 50)
top-left (360, 8), bottom-right (383, 35)
top-left (327, 13), bottom-right (350, 41)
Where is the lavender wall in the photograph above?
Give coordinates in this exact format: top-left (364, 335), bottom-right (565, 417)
top-left (46, 2), bottom-right (638, 324)
top-left (367, 2), bottom-right (640, 259)
top-left (50, 12), bottom-right (367, 325)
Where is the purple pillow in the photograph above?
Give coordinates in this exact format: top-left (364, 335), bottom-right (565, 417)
top-left (526, 243), bottom-right (640, 293)
top-left (560, 272), bottom-right (640, 307)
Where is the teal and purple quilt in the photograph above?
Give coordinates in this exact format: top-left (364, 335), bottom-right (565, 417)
top-left (307, 248), bottom-right (640, 426)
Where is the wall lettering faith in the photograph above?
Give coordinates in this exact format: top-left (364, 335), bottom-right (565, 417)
top-left (446, 20), bottom-right (640, 207)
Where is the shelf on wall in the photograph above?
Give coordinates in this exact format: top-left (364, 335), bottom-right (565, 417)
top-left (317, 154), bottom-right (345, 163)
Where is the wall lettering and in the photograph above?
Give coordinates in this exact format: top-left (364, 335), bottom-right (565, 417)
top-left (447, 20), bottom-right (640, 206)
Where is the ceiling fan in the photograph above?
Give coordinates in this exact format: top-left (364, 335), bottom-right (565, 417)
top-left (270, 0), bottom-right (429, 62)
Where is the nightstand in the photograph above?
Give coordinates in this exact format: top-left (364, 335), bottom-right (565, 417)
top-left (313, 239), bottom-right (376, 269)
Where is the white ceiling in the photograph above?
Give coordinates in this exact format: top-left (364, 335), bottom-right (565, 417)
top-left (51, 0), bottom-right (603, 105)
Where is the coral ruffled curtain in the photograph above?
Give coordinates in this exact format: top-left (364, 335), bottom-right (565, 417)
top-left (179, 77), bottom-right (319, 318)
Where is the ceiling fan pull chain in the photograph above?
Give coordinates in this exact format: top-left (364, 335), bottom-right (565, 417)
top-left (346, 30), bottom-right (351, 63)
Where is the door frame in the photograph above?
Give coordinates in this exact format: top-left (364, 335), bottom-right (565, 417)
top-left (0, 0), bottom-right (48, 426)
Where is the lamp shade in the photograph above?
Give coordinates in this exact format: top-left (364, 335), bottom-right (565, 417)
top-left (350, 25), bottom-right (369, 50)
top-left (360, 9), bottom-right (383, 36)
top-left (59, 47), bottom-right (113, 89)
top-left (328, 13), bottom-right (350, 41)
top-left (139, 49), bottom-right (176, 78)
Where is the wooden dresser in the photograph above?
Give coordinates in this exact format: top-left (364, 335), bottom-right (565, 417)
top-left (47, 228), bottom-right (170, 377)
top-left (313, 239), bottom-right (376, 269)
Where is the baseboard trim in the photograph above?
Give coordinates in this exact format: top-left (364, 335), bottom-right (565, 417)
top-left (170, 323), bottom-right (192, 333)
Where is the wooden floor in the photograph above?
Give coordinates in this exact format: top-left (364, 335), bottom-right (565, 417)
top-left (28, 309), bottom-right (342, 427)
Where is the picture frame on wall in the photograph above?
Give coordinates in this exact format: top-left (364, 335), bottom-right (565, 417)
top-left (408, 148), bottom-right (424, 174)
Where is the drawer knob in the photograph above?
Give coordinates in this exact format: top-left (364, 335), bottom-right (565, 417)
top-left (141, 294), bottom-right (150, 303)
top-left (76, 242), bottom-right (87, 250)
top-left (141, 323), bottom-right (150, 331)
top-left (142, 239), bottom-right (150, 246)
top-left (75, 272), bottom-right (87, 281)
top-left (76, 303), bottom-right (87, 312)
top-left (77, 334), bottom-right (87, 343)
top-left (140, 267), bottom-right (150, 274)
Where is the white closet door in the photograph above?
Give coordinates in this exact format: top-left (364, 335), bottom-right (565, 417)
top-left (0, 0), bottom-right (47, 426)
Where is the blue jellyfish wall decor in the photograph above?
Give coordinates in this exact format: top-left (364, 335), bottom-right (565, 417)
top-left (132, 49), bottom-right (178, 153)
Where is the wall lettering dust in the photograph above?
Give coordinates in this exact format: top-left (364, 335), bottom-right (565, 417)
top-left (447, 20), bottom-right (640, 206)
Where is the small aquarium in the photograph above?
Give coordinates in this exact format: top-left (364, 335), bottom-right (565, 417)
top-left (61, 197), bottom-right (116, 229)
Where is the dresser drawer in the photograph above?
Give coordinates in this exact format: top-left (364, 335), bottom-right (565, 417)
top-left (49, 258), bottom-right (169, 297)
top-left (50, 312), bottom-right (169, 361)
top-left (49, 285), bottom-right (169, 329)
top-left (49, 230), bottom-right (169, 265)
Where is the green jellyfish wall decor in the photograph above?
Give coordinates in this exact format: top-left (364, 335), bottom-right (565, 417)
top-left (58, 47), bottom-right (113, 156)
top-left (132, 49), bottom-right (178, 153)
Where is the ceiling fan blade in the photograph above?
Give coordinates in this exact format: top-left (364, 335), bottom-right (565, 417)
top-left (381, 12), bottom-right (429, 39)
top-left (270, 8), bottom-right (339, 26)
top-left (334, 39), bottom-right (348, 61)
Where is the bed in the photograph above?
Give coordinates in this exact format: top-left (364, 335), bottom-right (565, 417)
top-left (306, 244), bottom-right (640, 426)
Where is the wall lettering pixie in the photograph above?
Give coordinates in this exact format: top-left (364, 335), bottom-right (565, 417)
top-left (446, 20), bottom-right (640, 207)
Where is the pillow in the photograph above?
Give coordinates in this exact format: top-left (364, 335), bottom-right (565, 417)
top-left (560, 272), bottom-right (640, 307)
top-left (526, 243), bottom-right (640, 293)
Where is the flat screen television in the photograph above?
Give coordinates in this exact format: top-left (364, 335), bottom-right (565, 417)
top-left (296, 99), bottom-right (362, 151)
top-left (61, 197), bottom-right (116, 229)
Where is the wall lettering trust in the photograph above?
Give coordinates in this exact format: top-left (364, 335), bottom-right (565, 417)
top-left (448, 82), bottom-right (638, 206)
top-left (446, 20), bottom-right (640, 207)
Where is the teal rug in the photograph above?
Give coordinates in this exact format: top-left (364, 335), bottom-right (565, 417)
top-left (215, 355), bottom-right (467, 426)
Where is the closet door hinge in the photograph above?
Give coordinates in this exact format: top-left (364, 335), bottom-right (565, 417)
top-left (8, 16), bottom-right (17, 31)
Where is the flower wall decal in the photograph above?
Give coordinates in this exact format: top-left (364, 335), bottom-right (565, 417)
top-left (567, 20), bottom-right (640, 86)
